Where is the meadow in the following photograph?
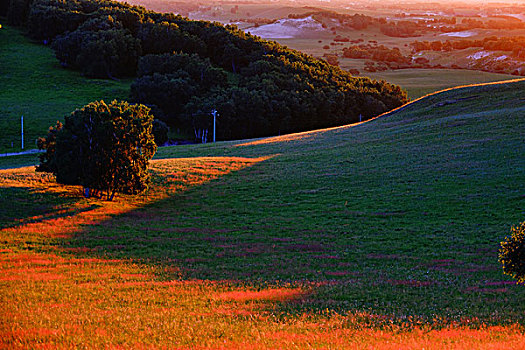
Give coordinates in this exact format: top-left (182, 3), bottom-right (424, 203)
top-left (0, 25), bottom-right (131, 154)
top-left (1, 79), bottom-right (524, 348)
top-left (365, 69), bottom-right (518, 99)
top-left (277, 36), bottom-right (519, 100)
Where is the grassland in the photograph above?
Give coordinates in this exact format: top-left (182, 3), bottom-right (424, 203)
top-left (0, 24), bottom-right (131, 154)
top-left (1, 79), bottom-right (524, 348)
top-left (277, 36), bottom-right (518, 99)
top-left (365, 69), bottom-right (519, 99)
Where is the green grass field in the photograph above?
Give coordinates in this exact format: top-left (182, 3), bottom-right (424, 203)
top-left (364, 69), bottom-right (518, 99)
top-left (0, 24), bottom-right (131, 154)
top-left (1, 79), bottom-right (524, 348)
top-left (150, 79), bottom-right (525, 323)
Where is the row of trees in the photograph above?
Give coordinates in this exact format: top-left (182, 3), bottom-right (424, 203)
top-left (343, 45), bottom-right (411, 65)
top-left (380, 21), bottom-right (422, 38)
top-left (6, 0), bottom-right (407, 142)
top-left (411, 36), bottom-right (525, 60)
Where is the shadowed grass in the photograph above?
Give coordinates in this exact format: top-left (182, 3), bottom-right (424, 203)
top-left (0, 153), bottom-right (40, 169)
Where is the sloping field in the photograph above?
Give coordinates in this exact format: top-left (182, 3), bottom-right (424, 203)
top-left (0, 25), bottom-right (131, 154)
top-left (364, 69), bottom-right (518, 99)
top-left (1, 80), bottom-right (524, 348)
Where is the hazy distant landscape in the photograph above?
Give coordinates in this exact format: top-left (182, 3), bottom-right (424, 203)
top-left (1, 0), bottom-right (524, 348)
top-left (123, 0), bottom-right (525, 84)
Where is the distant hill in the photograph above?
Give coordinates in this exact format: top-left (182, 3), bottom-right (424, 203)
top-left (4, 0), bottom-right (407, 143)
top-left (0, 25), bottom-right (131, 155)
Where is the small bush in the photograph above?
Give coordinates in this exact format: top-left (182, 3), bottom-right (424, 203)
top-left (499, 221), bottom-right (525, 283)
top-left (36, 121), bottom-right (63, 173)
top-left (152, 119), bottom-right (169, 146)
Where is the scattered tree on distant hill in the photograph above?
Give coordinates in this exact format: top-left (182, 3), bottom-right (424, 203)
top-left (37, 100), bottom-right (157, 200)
top-left (323, 54), bottom-right (340, 66)
top-left (499, 222), bottom-right (525, 284)
top-left (380, 21), bottom-right (420, 38)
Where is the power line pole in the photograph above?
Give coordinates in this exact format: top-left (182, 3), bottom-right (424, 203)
top-left (211, 109), bottom-right (218, 143)
top-left (21, 115), bottom-right (24, 149)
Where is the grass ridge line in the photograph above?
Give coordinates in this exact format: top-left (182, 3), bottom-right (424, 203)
top-left (370, 77), bottom-right (525, 121)
top-left (233, 77), bottom-right (525, 147)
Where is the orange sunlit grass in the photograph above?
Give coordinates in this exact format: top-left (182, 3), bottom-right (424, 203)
top-left (0, 157), bottom-right (269, 242)
top-left (2, 248), bottom-right (524, 349)
top-left (1, 150), bottom-right (524, 347)
top-left (217, 288), bottom-right (306, 302)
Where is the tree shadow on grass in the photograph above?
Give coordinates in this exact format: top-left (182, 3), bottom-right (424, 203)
top-left (60, 156), bottom-right (525, 326)
top-left (0, 187), bottom-right (90, 230)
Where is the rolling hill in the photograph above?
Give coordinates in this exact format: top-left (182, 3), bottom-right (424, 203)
top-left (1, 79), bottom-right (524, 348)
top-left (0, 25), bottom-right (131, 155)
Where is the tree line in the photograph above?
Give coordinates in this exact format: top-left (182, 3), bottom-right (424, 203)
top-left (4, 0), bottom-right (408, 142)
top-left (411, 36), bottom-right (525, 60)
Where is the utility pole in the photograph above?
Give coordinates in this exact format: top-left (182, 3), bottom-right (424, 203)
top-left (211, 109), bottom-right (218, 143)
top-left (21, 115), bottom-right (24, 149)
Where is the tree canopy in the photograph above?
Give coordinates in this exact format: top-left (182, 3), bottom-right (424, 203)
top-left (37, 100), bottom-right (157, 201)
top-left (14, 0), bottom-right (408, 141)
top-left (499, 222), bottom-right (525, 284)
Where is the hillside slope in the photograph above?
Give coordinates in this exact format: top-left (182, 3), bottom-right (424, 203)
top-left (1, 79), bottom-right (524, 348)
top-left (146, 78), bottom-right (525, 320)
top-left (157, 78), bottom-right (525, 158)
top-left (0, 25), bottom-right (131, 154)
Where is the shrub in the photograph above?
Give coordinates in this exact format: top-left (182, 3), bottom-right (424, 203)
top-left (38, 100), bottom-right (157, 200)
top-left (36, 121), bottom-right (63, 173)
top-left (152, 119), bottom-right (169, 146)
top-left (499, 221), bottom-right (525, 283)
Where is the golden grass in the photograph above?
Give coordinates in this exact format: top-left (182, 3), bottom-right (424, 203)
top-left (0, 157), bottom-right (269, 241)
top-left (1, 157), bottom-right (524, 348)
top-left (2, 247), bottom-right (524, 349)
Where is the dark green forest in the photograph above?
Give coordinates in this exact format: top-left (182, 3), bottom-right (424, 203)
top-left (3, 0), bottom-right (408, 141)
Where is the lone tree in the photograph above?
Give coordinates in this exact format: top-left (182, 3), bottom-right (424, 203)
top-left (37, 100), bottom-right (157, 200)
top-left (499, 221), bottom-right (525, 284)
